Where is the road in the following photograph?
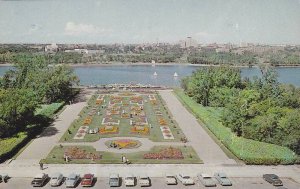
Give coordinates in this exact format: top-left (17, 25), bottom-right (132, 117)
top-left (0, 177), bottom-right (299, 189)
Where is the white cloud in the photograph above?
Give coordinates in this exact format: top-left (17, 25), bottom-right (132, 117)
top-left (64, 22), bottom-right (111, 36)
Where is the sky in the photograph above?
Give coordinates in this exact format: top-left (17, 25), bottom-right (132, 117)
top-left (0, 0), bottom-right (300, 44)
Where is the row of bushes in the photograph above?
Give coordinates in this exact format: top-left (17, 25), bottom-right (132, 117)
top-left (0, 102), bottom-right (65, 162)
top-left (35, 102), bottom-right (65, 117)
top-left (0, 132), bottom-right (28, 162)
top-left (174, 89), bottom-right (297, 165)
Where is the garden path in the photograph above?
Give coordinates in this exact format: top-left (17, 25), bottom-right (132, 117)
top-left (159, 90), bottom-right (236, 165)
top-left (11, 90), bottom-right (94, 165)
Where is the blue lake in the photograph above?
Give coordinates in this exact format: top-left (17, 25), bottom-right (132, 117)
top-left (1, 65), bottom-right (300, 87)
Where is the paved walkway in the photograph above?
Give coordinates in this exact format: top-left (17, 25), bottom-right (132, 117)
top-left (60, 137), bottom-right (185, 153)
top-left (159, 90), bottom-right (236, 165)
top-left (11, 92), bottom-right (92, 165)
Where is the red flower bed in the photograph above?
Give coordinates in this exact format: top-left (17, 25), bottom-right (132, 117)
top-left (65, 147), bottom-right (102, 159)
top-left (144, 147), bottom-right (184, 159)
top-left (79, 129), bottom-right (86, 133)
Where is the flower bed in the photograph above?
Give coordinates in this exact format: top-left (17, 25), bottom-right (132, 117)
top-left (99, 126), bottom-right (119, 134)
top-left (158, 118), bottom-right (167, 125)
top-left (119, 92), bottom-right (134, 96)
top-left (160, 126), bottom-right (174, 139)
top-left (106, 139), bottom-right (140, 149)
top-left (144, 147), bottom-right (184, 159)
top-left (131, 126), bottom-right (150, 135)
top-left (101, 117), bottom-right (120, 125)
top-left (65, 147), bottom-right (101, 159)
top-left (73, 126), bottom-right (89, 139)
top-left (83, 116), bottom-right (92, 125)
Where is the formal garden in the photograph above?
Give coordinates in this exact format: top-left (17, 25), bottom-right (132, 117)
top-left (44, 145), bottom-right (201, 164)
top-left (60, 91), bottom-right (187, 142)
top-left (44, 90), bottom-right (201, 164)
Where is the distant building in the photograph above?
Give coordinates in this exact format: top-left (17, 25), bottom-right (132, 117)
top-left (179, 37), bottom-right (198, 48)
top-left (65, 49), bottom-right (88, 54)
top-left (45, 43), bottom-right (58, 52)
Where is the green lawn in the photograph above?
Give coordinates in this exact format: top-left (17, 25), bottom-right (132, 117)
top-left (174, 89), bottom-right (298, 165)
top-left (44, 145), bottom-right (202, 164)
top-left (60, 92), bottom-right (186, 142)
top-left (0, 102), bottom-right (65, 162)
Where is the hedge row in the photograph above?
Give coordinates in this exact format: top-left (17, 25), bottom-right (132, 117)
top-left (0, 102), bottom-right (65, 162)
top-left (0, 132), bottom-right (28, 162)
top-left (35, 102), bottom-right (64, 117)
top-left (174, 89), bottom-right (297, 165)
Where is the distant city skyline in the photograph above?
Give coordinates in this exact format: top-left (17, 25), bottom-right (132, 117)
top-left (0, 0), bottom-right (300, 44)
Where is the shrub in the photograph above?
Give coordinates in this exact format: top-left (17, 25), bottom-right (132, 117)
top-left (0, 132), bottom-right (28, 162)
top-left (35, 102), bottom-right (64, 117)
top-left (174, 89), bottom-right (297, 165)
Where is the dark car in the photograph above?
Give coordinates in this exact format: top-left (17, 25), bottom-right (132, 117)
top-left (263, 174), bottom-right (283, 186)
top-left (31, 173), bottom-right (48, 187)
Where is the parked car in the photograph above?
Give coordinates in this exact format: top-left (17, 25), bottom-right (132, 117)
top-left (165, 174), bottom-right (177, 185)
top-left (65, 173), bottom-right (80, 188)
top-left (31, 173), bottom-right (48, 187)
top-left (263, 174), bottom-right (283, 186)
top-left (109, 173), bottom-right (120, 187)
top-left (139, 175), bottom-right (151, 187)
top-left (81, 173), bottom-right (94, 187)
top-left (198, 173), bottom-right (216, 187)
top-left (49, 172), bottom-right (64, 187)
top-left (177, 173), bottom-right (194, 185)
top-left (124, 174), bottom-right (135, 186)
top-left (214, 172), bottom-right (232, 186)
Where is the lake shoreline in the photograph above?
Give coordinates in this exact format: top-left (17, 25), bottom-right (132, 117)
top-left (1, 62), bottom-right (300, 68)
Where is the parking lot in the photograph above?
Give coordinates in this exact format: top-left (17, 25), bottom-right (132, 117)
top-left (1, 177), bottom-right (299, 189)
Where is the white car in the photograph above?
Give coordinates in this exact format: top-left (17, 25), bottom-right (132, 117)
top-left (177, 173), bottom-right (194, 185)
top-left (65, 173), bottom-right (80, 188)
top-left (49, 172), bottom-right (64, 187)
top-left (165, 174), bottom-right (177, 185)
top-left (139, 175), bottom-right (151, 187)
top-left (89, 128), bottom-right (99, 134)
top-left (198, 173), bottom-right (216, 187)
top-left (124, 174), bottom-right (135, 186)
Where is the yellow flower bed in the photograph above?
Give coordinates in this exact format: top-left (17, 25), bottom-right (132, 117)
top-left (83, 116), bottom-right (92, 125)
top-left (131, 126), bottom-right (149, 135)
top-left (150, 100), bottom-right (157, 105)
top-left (114, 139), bottom-right (138, 148)
top-left (96, 99), bottom-right (103, 105)
top-left (99, 126), bottom-right (119, 134)
top-left (159, 118), bottom-right (167, 125)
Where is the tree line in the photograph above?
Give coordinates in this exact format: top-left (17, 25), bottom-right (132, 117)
top-left (1, 46), bottom-right (300, 65)
top-left (0, 56), bottom-right (79, 137)
top-left (182, 66), bottom-right (300, 154)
